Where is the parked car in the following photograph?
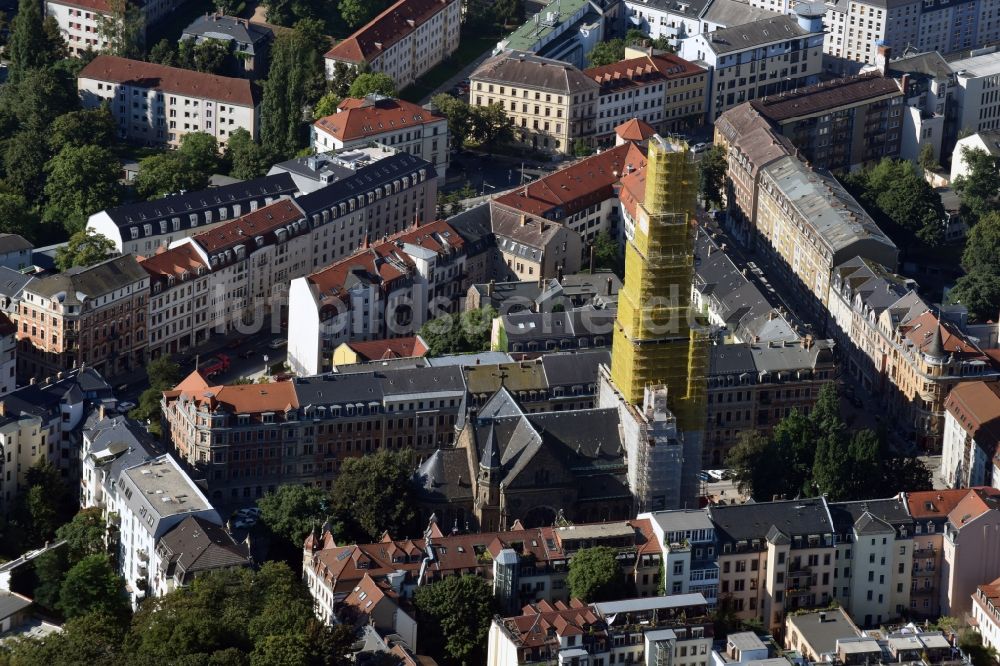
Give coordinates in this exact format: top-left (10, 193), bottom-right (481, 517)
top-left (692, 142), bottom-right (709, 154)
top-left (118, 401), bottom-right (136, 411)
top-left (269, 339), bottom-right (287, 349)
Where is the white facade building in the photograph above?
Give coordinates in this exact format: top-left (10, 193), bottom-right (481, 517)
top-left (323, 0), bottom-right (460, 89)
top-left (110, 454), bottom-right (221, 607)
top-left (78, 55), bottom-right (258, 148)
top-left (312, 96), bottom-right (449, 179)
top-left (953, 51), bottom-right (1000, 138)
top-left (950, 130), bottom-right (1000, 182)
top-left (46, 0), bottom-right (180, 56)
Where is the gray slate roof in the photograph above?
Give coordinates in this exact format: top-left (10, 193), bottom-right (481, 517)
top-left (472, 50), bottom-right (600, 94)
top-left (0, 591), bottom-right (32, 620)
top-left (0, 234), bottom-right (32, 254)
top-left (182, 14), bottom-right (272, 50)
top-left (29, 255), bottom-right (148, 304)
top-left (296, 153), bottom-right (435, 217)
top-left (703, 15), bottom-right (814, 55)
top-left (709, 497), bottom-right (834, 544)
top-left (157, 515), bottom-right (250, 575)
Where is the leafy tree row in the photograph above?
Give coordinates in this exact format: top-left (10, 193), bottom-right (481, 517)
top-left (948, 211), bottom-right (1000, 322)
top-left (1, 562), bottom-right (351, 666)
top-left (727, 384), bottom-right (931, 502)
top-left (841, 158), bottom-right (946, 248)
top-left (148, 38), bottom-right (233, 76)
top-left (429, 94), bottom-right (512, 149)
top-left (417, 306), bottom-right (498, 357)
top-left (953, 146), bottom-right (1000, 226)
top-left (587, 29), bottom-right (675, 67)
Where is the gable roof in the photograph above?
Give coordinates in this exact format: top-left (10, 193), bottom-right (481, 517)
top-left (615, 118), bottom-right (657, 141)
top-left (585, 54), bottom-right (705, 93)
top-left (946, 381), bottom-right (1000, 454)
top-left (191, 198), bottom-right (305, 254)
top-left (701, 14), bottom-right (815, 54)
top-left (471, 50), bottom-right (601, 95)
top-left (314, 95), bottom-right (445, 142)
top-left (79, 55), bottom-right (257, 106)
top-left (27, 255), bottom-right (148, 304)
top-left (165, 370), bottom-right (300, 414)
top-left (324, 0), bottom-right (455, 64)
top-left (750, 73), bottom-right (902, 122)
top-left (342, 336), bottom-right (430, 362)
top-left (158, 515), bottom-right (250, 574)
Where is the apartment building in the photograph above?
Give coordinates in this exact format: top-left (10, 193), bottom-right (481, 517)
top-left (625, 0), bottom-right (778, 45)
top-left (490, 207), bottom-right (583, 280)
top-left (487, 594), bottom-right (713, 666)
top-left (323, 0), bottom-right (460, 89)
top-left (493, 308), bottom-right (617, 353)
top-left (704, 339), bottom-right (836, 467)
top-left (584, 51), bottom-right (707, 145)
top-left (754, 155), bottom-right (898, 322)
top-left (883, 49), bottom-right (955, 165)
top-left (903, 489), bottom-right (966, 618)
top-left (0, 235), bottom-right (32, 273)
top-left (640, 509), bottom-right (720, 606)
top-left (678, 9), bottom-right (825, 120)
top-left (46, 0), bottom-right (179, 56)
top-left (973, 578), bottom-right (1000, 654)
top-left (0, 315), bottom-right (15, 397)
top-left (78, 55), bottom-right (259, 148)
top-left (942, 381), bottom-right (1000, 488)
top-left (110, 454), bottom-right (227, 606)
top-left (140, 243), bottom-right (212, 359)
top-left (492, 141), bottom-right (645, 245)
top-left (713, 104), bottom-right (796, 245)
top-left (86, 173), bottom-right (297, 255)
top-left (286, 220), bottom-right (469, 376)
top-left (162, 366), bottom-right (466, 504)
top-left (709, 498), bottom-right (837, 634)
top-left (81, 415), bottom-right (159, 511)
top-left (0, 369), bottom-right (114, 514)
top-left (470, 50), bottom-right (599, 155)
top-left (748, 74), bottom-right (905, 171)
top-left (829, 259), bottom-right (998, 451)
top-left (312, 96), bottom-right (449, 179)
top-left (180, 14), bottom-right (273, 78)
top-left (17, 255), bottom-right (149, 381)
top-left (939, 487), bottom-right (1000, 617)
top-left (304, 517), bottom-right (661, 623)
top-left (828, 498), bottom-right (914, 627)
top-left (952, 50), bottom-right (1000, 136)
top-left (950, 130), bottom-right (1000, 182)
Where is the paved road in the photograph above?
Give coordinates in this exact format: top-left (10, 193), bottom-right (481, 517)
top-left (418, 48), bottom-right (496, 105)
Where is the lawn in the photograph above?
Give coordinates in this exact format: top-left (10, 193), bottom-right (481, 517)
top-left (146, 0), bottom-right (217, 47)
top-left (398, 30), bottom-right (499, 102)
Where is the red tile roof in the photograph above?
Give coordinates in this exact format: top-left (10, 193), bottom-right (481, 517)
top-left (947, 487), bottom-right (1000, 530)
top-left (138, 243), bottom-right (209, 282)
top-left (165, 370), bottom-right (299, 414)
top-left (493, 143), bottom-right (647, 218)
top-left (191, 199), bottom-right (302, 254)
top-left (307, 220), bottom-right (464, 307)
top-left (504, 599), bottom-right (601, 647)
top-left (79, 55), bottom-right (256, 107)
top-left (48, 0), bottom-right (111, 12)
top-left (343, 336), bottom-right (429, 361)
top-left (946, 381), bottom-right (1000, 452)
top-left (899, 312), bottom-right (985, 359)
top-left (905, 489), bottom-right (970, 519)
top-left (314, 96), bottom-right (445, 142)
top-left (324, 0), bottom-right (455, 64)
top-left (585, 54), bottom-right (705, 92)
top-left (615, 118), bottom-right (656, 142)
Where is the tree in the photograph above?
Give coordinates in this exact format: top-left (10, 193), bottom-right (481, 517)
top-left (311, 90), bottom-right (342, 120)
top-left (192, 38), bottom-right (231, 74)
top-left (135, 133), bottom-right (221, 198)
top-left (567, 546), bottom-right (631, 602)
top-left (699, 144), bottom-right (727, 209)
top-left (147, 38), bottom-right (177, 66)
top-left (0, 193), bottom-right (43, 242)
top-left (7, 0), bottom-right (57, 83)
top-left (338, 0), bottom-right (379, 28)
top-left (961, 211), bottom-right (1000, 275)
top-left (587, 38), bottom-right (625, 67)
top-left (948, 271), bottom-right (1000, 323)
top-left (727, 431), bottom-right (777, 501)
top-left (260, 21), bottom-right (326, 160)
top-left (592, 230), bottom-right (619, 271)
top-left (918, 142), bottom-right (939, 172)
top-left (147, 355), bottom-right (182, 390)
top-left (954, 147), bottom-right (1000, 225)
top-left (44, 144), bottom-right (121, 234)
top-left (58, 554), bottom-right (129, 621)
top-left (250, 634), bottom-right (311, 666)
top-left (58, 508), bottom-right (107, 563)
top-left (54, 231), bottom-right (117, 271)
top-left (347, 72), bottom-right (396, 98)
top-left (12, 461), bottom-right (76, 548)
top-left (96, 0), bottom-right (144, 59)
top-left (330, 448), bottom-right (418, 541)
top-left (1, 65), bottom-right (80, 134)
top-left (4, 130), bottom-right (50, 202)
top-left (573, 138), bottom-right (593, 157)
top-left (418, 306), bottom-right (497, 356)
top-left (846, 158), bottom-right (945, 247)
top-left (328, 61), bottom-right (359, 97)
top-left (469, 103), bottom-right (512, 148)
top-left (226, 128), bottom-right (270, 180)
top-left (48, 107), bottom-right (117, 152)
top-left (431, 93), bottom-right (472, 148)
top-left (412, 575), bottom-right (499, 665)
top-left (258, 484), bottom-right (329, 547)
top-left (3, 612), bottom-right (125, 664)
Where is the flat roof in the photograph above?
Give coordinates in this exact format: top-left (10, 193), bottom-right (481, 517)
top-left (123, 455), bottom-right (212, 518)
top-left (502, 0), bottom-right (591, 52)
top-left (594, 593), bottom-right (707, 614)
top-left (555, 522), bottom-right (636, 541)
top-left (786, 608), bottom-right (860, 657)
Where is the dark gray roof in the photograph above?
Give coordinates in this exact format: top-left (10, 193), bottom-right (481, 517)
top-left (157, 515), bottom-right (250, 575)
top-left (501, 309), bottom-right (616, 341)
top-left (0, 369), bottom-right (112, 424)
top-left (703, 15), bottom-right (814, 55)
top-left (86, 416), bottom-right (160, 475)
top-left (413, 448), bottom-right (475, 501)
top-left (540, 349), bottom-right (610, 385)
top-left (0, 234), bottom-right (32, 254)
top-left (103, 173), bottom-right (296, 232)
top-left (379, 366), bottom-right (466, 396)
top-left (292, 373), bottom-right (385, 406)
top-left (29, 255), bottom-right (147, 304)
top-left (182, 14), bottom-right (272, 49)
top-left (446, 202), bottom-right (494, 249)
top-left (887, 51), bottom-right (953, 80)
top-left (472, 51), bottom-right (600, 94)
top-left (296, 153), bottom-right (435, 218)
top-left (0, 591), bottom-right (32, 620)
top-left (708, 343), bottom-right (756, 376)
top-left (709, 497), bottom-right (834, 544)
top-left (625, 0), bottom-right (711, 20)
top-left (701, 0), bottom-right (778, 27)
top-left (0, 266), bottom-right (33, 299)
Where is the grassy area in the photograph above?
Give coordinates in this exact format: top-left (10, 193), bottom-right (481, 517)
top-left (399, 30), bottom-right (499, 102)
top-left (146, 0), bottom-right (216, 47)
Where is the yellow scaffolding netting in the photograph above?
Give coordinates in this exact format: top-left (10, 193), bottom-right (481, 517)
top-left (610, 136), bottom-right (708, 431)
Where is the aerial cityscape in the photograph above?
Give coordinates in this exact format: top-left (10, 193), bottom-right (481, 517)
top-left (0, 0), bottom-right (994, 661)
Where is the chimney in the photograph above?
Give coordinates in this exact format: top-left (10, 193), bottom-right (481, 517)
top-left (29, 377), bottom-right (36, 385)
top-left (819, 612), bottom-right (827, 623)
top-left (589, 245), bottom-right (595, 273)
top-left (519, 214), bottom-right (527, 227)
top-left (557, 265), bottom-right (564, 283)
top-left (98, 404), bottom-right (105, 420)
top-left (0, 401), bottom-right (5, 417)
top-left (487, 279), bottom-right (495, 297)
top-left (901, 73), bottom-right (910, 95)
top-left (606, 276), bottom-right (613, 295)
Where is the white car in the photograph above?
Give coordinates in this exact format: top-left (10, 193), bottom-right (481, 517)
top-left (118, 401), bottom-right (136, 411)
top-left (692, 142), bottom-right (709, 154)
